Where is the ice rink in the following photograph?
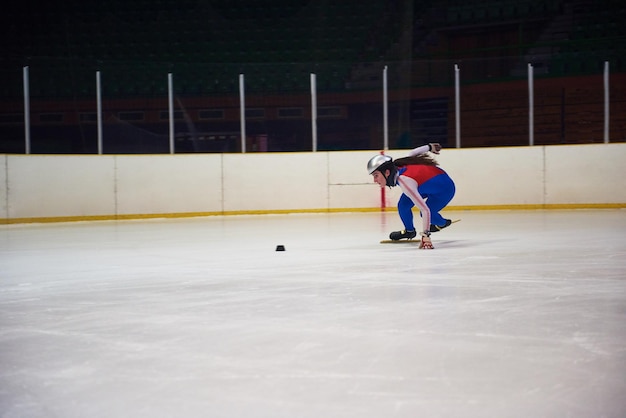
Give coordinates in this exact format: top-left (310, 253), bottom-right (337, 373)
top-left (1, 209), bottom-right (625, 418)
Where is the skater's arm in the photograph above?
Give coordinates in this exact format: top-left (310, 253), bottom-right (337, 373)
top-left (407, 143), bottom-right (441, 156)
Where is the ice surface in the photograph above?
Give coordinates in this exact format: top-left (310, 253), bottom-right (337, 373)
top-left (1, 209), bottom-right (625, 418)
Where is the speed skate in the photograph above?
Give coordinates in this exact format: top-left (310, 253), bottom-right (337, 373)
top-left (380, 219), bottom-right (460, 243)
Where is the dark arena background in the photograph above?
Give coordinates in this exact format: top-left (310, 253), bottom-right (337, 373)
top-left (1, 0), bottom-right (624, 154)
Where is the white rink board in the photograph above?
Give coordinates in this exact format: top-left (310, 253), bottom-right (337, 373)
top-left (115, 154), bottom-right (223, 215)
top-left (1, 143), bottom-right (625, 221)
top-left (6, 155), bottom-right (116, 219)
top-left (328, 150), bottom-right (376, 185)
top-left (222, 152), bottom-right (329, 211)
top-left (545, 143), bottom-right (626, 204)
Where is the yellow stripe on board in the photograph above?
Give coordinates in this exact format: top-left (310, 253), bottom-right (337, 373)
top-left (2, 203), bottom-right (625, 225)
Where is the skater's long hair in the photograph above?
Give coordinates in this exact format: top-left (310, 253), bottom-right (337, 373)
top-left (393, 154), bottom-right (438, 167)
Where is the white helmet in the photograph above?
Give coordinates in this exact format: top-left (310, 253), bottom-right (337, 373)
top-left (367, 154), bottom-right (393, 174)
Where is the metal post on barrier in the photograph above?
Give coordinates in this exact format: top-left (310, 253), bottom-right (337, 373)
top-left (383, 65), bottom-right (388, 151)
top-left (239, 73), bottom-right (246, 153)
top-left (310, 73), bottom-right (317, 152)
top-left (528, 63), bottom-right (534, 146)
top-left (23, 66), bottom-right (30, 154)
top-left (96, 71), bottom-right (103, 154)
top-left (168, 73), bottom-right (174, 154)
top-left (604, 61), bottom-right (609, 143)
top-left (454, 64), bottom-right (461, 149)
